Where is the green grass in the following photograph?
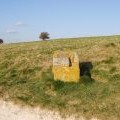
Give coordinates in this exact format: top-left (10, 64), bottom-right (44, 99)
top-left (0, 35), bottom-right (120, 120)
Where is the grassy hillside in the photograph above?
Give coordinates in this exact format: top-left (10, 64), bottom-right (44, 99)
top-left (0, 35), bottom-right (120, 120)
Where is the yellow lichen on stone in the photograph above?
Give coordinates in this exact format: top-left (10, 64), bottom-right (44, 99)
top-left (52, 51), bottom-right (80, 82)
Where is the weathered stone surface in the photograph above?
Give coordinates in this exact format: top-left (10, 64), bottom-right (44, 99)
top-left (52, 51), bottom-right (80, 82)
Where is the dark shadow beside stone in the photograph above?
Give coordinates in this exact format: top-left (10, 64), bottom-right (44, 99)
top-left (79, 62), bottom-right (94, 83)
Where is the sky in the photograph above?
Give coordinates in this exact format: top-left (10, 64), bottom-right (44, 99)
top-left (0, 0), bottom-right (120, 43)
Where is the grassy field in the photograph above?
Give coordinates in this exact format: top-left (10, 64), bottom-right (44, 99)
top-left (0, 35), bottom-right (120, 120)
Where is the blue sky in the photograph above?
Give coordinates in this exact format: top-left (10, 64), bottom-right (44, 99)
top-left (0, 0), bottom-right (120, 43)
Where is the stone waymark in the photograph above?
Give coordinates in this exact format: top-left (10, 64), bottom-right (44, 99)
top-left (52, 51), bottom-right (80, 82)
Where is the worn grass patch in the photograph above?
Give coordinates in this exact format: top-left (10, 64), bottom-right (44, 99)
top-left (0, 35), bottom-right (120, 120)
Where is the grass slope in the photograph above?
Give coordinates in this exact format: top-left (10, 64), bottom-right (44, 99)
top-left (0, 35), bottom-right (120, 120)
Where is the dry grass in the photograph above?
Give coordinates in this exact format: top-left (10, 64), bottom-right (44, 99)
top-left (0, 35), bottom-right (120, 120)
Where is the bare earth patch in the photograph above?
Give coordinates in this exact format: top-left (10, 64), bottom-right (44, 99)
top-left (0, 100), bottom-right (99, 120)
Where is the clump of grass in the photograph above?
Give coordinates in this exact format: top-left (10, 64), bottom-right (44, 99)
top-left (109, 74), bottom-right (120, 82)
top-left (109, 66), bottom-right (117, 73)
top-left (81, 75), bottom-right (94, 83)
top-left (53, 80), bottom-right (65, 90)
top-left (105, 42), bottom-right (116, 47)
top-left (102, 57), bottom-right (114, 64)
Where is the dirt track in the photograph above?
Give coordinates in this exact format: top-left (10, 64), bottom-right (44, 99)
top-left (0, 100), bottom-right (99, 120)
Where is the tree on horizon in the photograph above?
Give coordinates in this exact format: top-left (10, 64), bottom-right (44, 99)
top-left (39, 32), bottom-right (50, 41)
top-left (0, 39), bottom-right (3, 44)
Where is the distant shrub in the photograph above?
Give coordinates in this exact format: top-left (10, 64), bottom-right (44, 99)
top-left (0, 39), bottom-right (3, 44)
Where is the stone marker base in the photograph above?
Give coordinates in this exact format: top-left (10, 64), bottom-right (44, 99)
top-left (52, 51), bottom-right (80, 82)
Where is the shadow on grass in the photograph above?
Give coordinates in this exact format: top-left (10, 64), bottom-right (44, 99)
top-left (79, 61), bottom-right (94, 84)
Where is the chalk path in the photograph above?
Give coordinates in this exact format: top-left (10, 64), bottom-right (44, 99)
top-left (0, 100), bottom-right (99, 120)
